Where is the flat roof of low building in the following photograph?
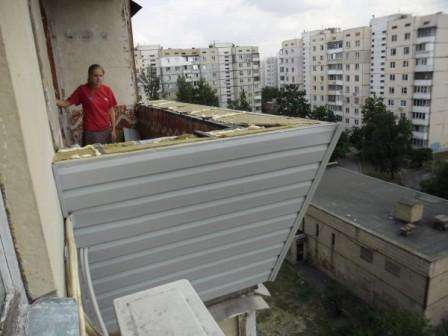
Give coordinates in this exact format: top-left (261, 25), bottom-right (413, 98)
top-left (312, 167), bottom-right (448, 261)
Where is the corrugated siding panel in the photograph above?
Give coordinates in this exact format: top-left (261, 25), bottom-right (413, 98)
top-left (53, 124), bottom-right (338, 330)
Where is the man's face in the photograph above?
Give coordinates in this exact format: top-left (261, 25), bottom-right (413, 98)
top-left (90, 68), bottom-right (104, 87)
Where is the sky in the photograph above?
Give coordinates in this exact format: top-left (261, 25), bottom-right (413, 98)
top-left (131, 0), bottom-right (448, 58)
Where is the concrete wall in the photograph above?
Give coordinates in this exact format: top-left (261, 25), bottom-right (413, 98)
top-left (0, 0), bottom-right (66, 299)
top-left (303, 205), bottom-right (448, 325)
top-left (42, 0), bottom-right (137, 107)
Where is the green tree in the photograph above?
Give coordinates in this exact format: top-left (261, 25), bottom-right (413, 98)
top-left (408, 148), bottom-right (433, 168)
top-left (228, 89), bottom-right (252, 111)
top-left (310, 105), bottom-right (337, 122)
top-left (176, 77), bottom-right (219, 107)
top-left (331, 129), bottom-right (351, 161)
top-left (420, 161), bottom-right (448, 199)
top-left (261, 86), bottom-right (280, 104)
top-left (138, 66), bottom-right (160, 100)
top-left (176, 75), bottom-right (194, 103)
top-left (193, 79), bottom-right (219, 106)
top-left (350, 127), bottom-right (364, 150)
top-left (359, 96), bottom-right (412, 179)
top-left (274, 84), bottom-right (310, 118)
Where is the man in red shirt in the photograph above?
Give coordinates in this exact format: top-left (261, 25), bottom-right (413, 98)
top-left (57, 64), bottom-right (118, 146)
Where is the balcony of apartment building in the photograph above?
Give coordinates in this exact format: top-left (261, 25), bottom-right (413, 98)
top-left (1, 1), bottom-right (343, 334)
top-left (327, 95), bottom-right (343, 106)
top-left (416, 26), bottom-right (437, 44)
top-left (415, 41), bottom-right (435, 58)
top-left (327, 63), bottom-right (343, 75)
top-left (412, 125), bottom-right (429, 140)
top-left (327, 41), bottom-right (343, 54)
top-left (328, 74), bottom-right (343, 86)
top-left (412, 112), bottom-right (430, 127)
top-left (328, 84), bottom-right (343, 95)
top-left (412, 86), bottom-right (431, 100)
top-left (415, 56), bottom-right (434, 72)
top-left (412, 99), bottom-right (431, 114)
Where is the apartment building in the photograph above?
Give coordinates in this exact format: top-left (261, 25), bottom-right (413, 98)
top-left (276, 12), bottom-right (448, 150)
top-left (304, 27), bottom-right (371, 128)
top-left (277, 38), bottom-right (304, 89)
top-left (134, 44), bottom-right (161, 75)
top-left (135, 43), bottom-right (262, 111)
top-left (370, 12), bottom-right (448, 150)
top-left (289, 167), bottom-right (448, 325)
top-left (261, 56), bottom-right (278, 88)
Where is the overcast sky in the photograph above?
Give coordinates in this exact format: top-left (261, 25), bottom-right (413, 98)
top-left (132, 0), bottom-right (447, 58)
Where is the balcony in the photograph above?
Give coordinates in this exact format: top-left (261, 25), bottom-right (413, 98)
top-left (415, 64), bottom-right (434, 72)
top-left (416, 36), bottom-right (436, 44)
top-left (327, 47), bottom-right (343, 54)
top-left (412, 106), bottom-right (430, 113)
top-left (412, 92), bottom-right (431, 100)
top-left (328, 90), bottom-right (342, 95)
top-left (412, 117), bottom-right (429, 126)
top-left (328, 69), bottom-right (343, 75)
top-left (414, 80), bottom-right (432, 87)
top-left (328, 100), bottom-right (343, 106)
top-left (53, 100), bottom-right (340, 332)
top-left (412, 130), bottom-right (429, 140)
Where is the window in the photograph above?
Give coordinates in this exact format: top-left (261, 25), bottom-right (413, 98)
top-left (390, 61), bottom-right (396, 68)
top-left (388, 99), bottom-right (394, 106)
top-left (315, 224), bottom-right (320, 237)
top-left (404, 32), bottom-right (411, 40)
top-left (401, 100), bottom-right (407, 107)
top-left (355, 40), bottom-right (360, 47)
top-left (346, 64), bottom-right (350, 70)
top-left (345, 118), bottom-right (349, 124)
top-left (355, 75), bottom-right (360, 82)
top-left (346, 75), bottom-right (350, 81)
top-left (402, 87), bottom-right (407, 94)
top-left (360, 246), bottom-right (373, 263)
top-left (385, 259), bottom-right (401, 277)
top-left (389, 87), bottom-right (395, 94)
top-left (416, 58), bottom-right (428, 65)
top-left (416, 43), bottom-right (426, 52)
top-left (355, 64), bottom-right (359, 70)
top-left (403, 47), bottom-right (410, 55)
top-left (390, 74), bottom-right (395, 81)
top-left (403, 60), bottom-right (409, 67)
top-left (355, 119), bottom-right (359, 125)
top-left (402, 74), bottom-right (408, 81)
top-left (391, 48), bottom-right (397, 56)
top-left (331, 233), bottom-right (336, 247)
top-left (391, 34), bottom-right (397, 42)
top-left (346, 41), bottom-right (351, 48)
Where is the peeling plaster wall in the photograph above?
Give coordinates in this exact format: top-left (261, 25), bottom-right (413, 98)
top-left (0, 0), bottom-right (65, 299)
top-left (28, 0), bottom-right (65, 149)
top-left (42, 0), bottom-right (137, 107)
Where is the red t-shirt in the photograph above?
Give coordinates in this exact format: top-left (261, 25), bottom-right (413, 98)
top-left (68, 84), bottom-right (117, 131)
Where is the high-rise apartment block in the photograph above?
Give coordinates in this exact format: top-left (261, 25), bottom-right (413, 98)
top-left (275, 12), bottom-right (448, 151)
top-left (261, 57), bottom-right (278, 88)
top-left (135, 43), bottom-right (262, 112)
top-left (277, 38), bottom-right (304, 88)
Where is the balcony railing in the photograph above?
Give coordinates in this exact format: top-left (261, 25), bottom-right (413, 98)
top-left (412, 117), bottom-right (429, 126)
top-left (412, 105), bottom-right (430, 113)
top-left (412, 130), bottom-right (428, 140)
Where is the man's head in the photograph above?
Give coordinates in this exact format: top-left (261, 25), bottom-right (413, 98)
top-left (87, 64), bottom-right (105, 88)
